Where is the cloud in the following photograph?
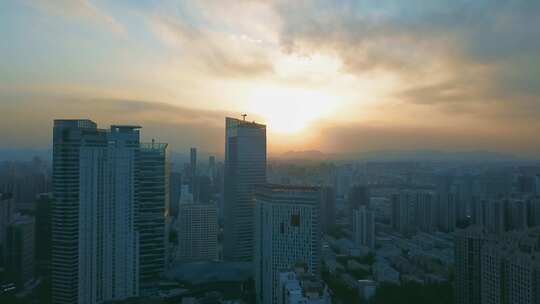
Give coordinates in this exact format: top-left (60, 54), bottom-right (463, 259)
top-left (150, 15), bottom-right (273, 78)
top-left (273, 0), bottom-right (540, 103)
top-left (23, 0), bottom-right (126, 35)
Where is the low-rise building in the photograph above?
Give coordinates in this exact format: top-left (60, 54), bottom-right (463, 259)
top-left (278, 266), bottom-right (331, 304)
top-left (373, 262), bottom-right (400, 285)
top-left (357, 280), bottom-right (377, 301)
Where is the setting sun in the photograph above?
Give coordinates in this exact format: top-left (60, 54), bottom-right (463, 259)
top-left (248, 86), bottom-right (337, 134)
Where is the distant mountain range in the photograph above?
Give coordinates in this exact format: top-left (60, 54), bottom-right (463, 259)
top-left (275, 149), bottom-right (527, 162)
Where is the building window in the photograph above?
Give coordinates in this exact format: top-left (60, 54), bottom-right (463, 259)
top-left (291, 215), bottom-right (300, 227)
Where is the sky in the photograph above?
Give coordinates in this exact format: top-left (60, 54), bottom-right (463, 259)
top-left (1, 0), bottom-right (540, 157)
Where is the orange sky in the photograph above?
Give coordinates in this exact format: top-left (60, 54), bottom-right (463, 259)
top-left (1, 1), bottom-right (540, 157)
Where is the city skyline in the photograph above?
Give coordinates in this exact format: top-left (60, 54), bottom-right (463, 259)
top-left (2, 1), bottom-right (540, 157)
top-left (2, 2), bottom-right (540, 302)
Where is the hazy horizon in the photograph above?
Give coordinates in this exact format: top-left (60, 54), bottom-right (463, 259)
top-left (2, 1), bottom-right (540, 157)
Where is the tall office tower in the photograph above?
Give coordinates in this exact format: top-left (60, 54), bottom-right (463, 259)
top-left (52, 121), bottom-right (141, 304)
top-left (391, 192), bottom-right (416, 236)
top-left (319, 186), bottom-right (336, 235)
top-left (352, 206), bottom-right (375, 249)
top-left (224, 117), bottom-right (266, 261)
top-left (5, 214), bottom-right (35, 291)
top-left (137, 141), bottom-right (169, 296)
top-left (455, 226), bottom-right (488, 304)
top-left (177, 193), bottom-right (218, 262)
top-left (536, 175), bottom-right (540, 194)
top-left (35, 193), bottom-right (52, 277)
top-left (254, 185), bottom-right (321, 304)
top-left (415, 191), bottom-right (438, 233)
top-left (437, 193), bottom-right (457, 233)
top-left (0, 192), bottom-right (14, 263)
top-left (169, 172), bottom-right (182, 218)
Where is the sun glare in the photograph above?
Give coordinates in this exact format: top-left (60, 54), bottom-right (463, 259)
top-left (248, 86), bottom-right (337, 134)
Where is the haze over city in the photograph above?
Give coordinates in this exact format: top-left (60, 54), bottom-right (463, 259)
top-left (3, 2), bottom-right (540, 304)
top-left (2, 0), bottom-right (540, 157)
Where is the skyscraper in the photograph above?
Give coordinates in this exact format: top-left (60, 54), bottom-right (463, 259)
top-left (352, 206), bottom-right (375, 249)
top-left (52, 121), bottom-right (141, 303)
top-left (254, 185), bottom-right (321, 304)
top-left (137, 141), bottom-right (169, 296)
top-left (224, 117), bottom-right (266, 261)
top-left (51, 120), bottom-right (168, 303)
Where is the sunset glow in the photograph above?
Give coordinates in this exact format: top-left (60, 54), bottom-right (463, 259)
top-left (248, 86), bottom-right (337, 134)
top-left (0, 1), bottom-right (539, 157)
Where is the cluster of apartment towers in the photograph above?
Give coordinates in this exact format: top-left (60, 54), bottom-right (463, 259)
top-left (50, 117), bottom-right (329, 304)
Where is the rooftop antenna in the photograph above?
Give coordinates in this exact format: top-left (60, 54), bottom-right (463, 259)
top-left (241, 113), bottom-right (247, 121)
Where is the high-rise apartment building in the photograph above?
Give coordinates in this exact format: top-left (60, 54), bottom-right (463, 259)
top-left (391, 192), bottom-right (416, 235)
top-left (348, 185), bottom-right (370, 210)
top-left (190, 147), bottom-right (198, 200)
top-left (392, 191), bottom-right (458, 235)
top-left (455, 226), bottom-right (488, 304)
top-left (51, 120), bottom-right (168, 303)
top-left (35, 193), bottom-right (52, 277)
top-left (224, 117), bottom-right (266, 261)
top-left (457, 226), bottom-right (540, 304)
top-left (5, 214), bottom-right (35, 291)
top-left (437, 193), bottom-right (457, 233)
top-left (0, 192), bottom-right (14, 264)
top-left (352, 206), bottom-right (375, 249)
top-left (254, 185), bottom-right (321, 304)
top-left (414, 191), bottom-right (438, 233)
top-left (319, 186), bottom-right (336, 235)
